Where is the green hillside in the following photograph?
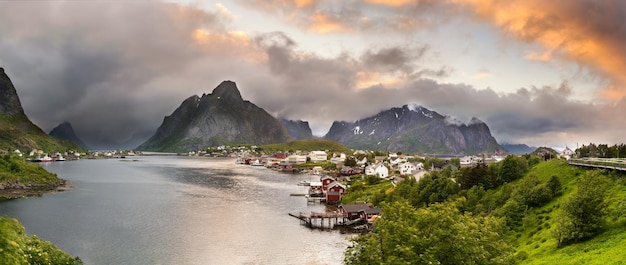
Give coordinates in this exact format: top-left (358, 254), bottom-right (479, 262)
top-left (260, 138), bottom-right (351, 153)
top-left (343, 158), bottom-right (626, 264)
top-left (0, 113), bottom-right (84, 153)
top-left (0, 217), bottom-right (82, 264)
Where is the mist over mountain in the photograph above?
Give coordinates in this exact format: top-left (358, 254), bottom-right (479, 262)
top-left (49, 121), bottom-right (90, 150)
top-left (324, 104), bottom-right (504, 155)
top-left (137, 81), bottom-right (291, 152)
top-left (0, 67), bottom-right (83, 152)
top-left (279, 118), bottom-right (313, 140)
top-left (501, 143), bottom-right (538, 155)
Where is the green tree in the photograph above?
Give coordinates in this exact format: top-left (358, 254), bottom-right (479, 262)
top-left (412, 169), bottom-right (459, 207)
top-left (498, 155), bottom-right (527, 183)
top-left (553, 171), bottom-right (610, 245)
top-left (546, 175), bottom-right (562, 197)
top-left (345, 200), bottom-right (513, 265)
top-left (344, 157), bottom-right (357, 167)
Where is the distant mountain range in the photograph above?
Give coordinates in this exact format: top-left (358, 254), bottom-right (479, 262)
top-left (136, 81), bottom-right (292, 152)
top-left (324, 105), bottom-right (504, 155)
top-left (136, 81), bottom-right (505, 154)
top-left (49, 121), bottom-right (90, 150)
top-left (0, 67), bottom-right (83, 152)
top-left (501, 143), bottom-right (538, 155)
top-left (279, 118), bottom-right (313, 140)
top-left (2, 68), bottom-right (508, 155)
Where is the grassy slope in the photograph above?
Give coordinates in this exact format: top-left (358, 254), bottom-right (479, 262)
top-left (510, 160), bottom-right (626, 264)
top-left (261, 138), bottom-right (351, 153)
top-left (0, 155), bottom-right (60, 186)
top-left (0, 113), bottom-right (84, 153)
top-left (0, 217), bottom-right (82, 264)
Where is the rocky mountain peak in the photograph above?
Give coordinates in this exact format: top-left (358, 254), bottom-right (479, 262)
top-left (468, 117), bottom-right (485, 125)
top-left (211, 80), bottom-right (243, 102)
top-left (49, 121), bottom-right (90, 150)
top-left (0, 67), bottom-right (26, 116)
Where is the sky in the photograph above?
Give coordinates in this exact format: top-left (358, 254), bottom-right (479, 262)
top-left (1, 0), bottom-right (625, 150)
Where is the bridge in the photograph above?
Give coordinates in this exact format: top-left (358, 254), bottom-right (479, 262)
top-left (568, 158), bottom-right (626, 171)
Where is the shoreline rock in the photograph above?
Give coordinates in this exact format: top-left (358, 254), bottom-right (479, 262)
top-left (0, 179), bottom-right (74, 200)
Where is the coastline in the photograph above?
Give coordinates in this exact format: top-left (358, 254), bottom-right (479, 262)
top-left (0, 179), bottom-right (75, 200)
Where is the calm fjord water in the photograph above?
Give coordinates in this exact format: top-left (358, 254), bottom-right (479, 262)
top-left (0, 156), bottom-right (348, 264)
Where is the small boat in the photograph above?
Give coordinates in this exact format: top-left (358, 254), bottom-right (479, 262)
top-left (55, 155), bottom-right (66, 161)
top-left (297, 180), bottom-right (311, 186)
top-left (33, 155), bottom-right (54, 162)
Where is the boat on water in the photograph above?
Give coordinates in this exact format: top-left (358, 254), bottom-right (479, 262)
top-left (32, 155), bottom-right (54, 162)
top-left (297, 180), bottom-right (311, 186)
top-left (55, 155), bottom-right (66, 161)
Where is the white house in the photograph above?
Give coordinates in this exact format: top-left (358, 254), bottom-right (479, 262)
top-left (399, 162), bottom-right (423, 175)
top-left (287, 154), bottom-right (307, 164)
top-left (330, 153), bottom-right (346, 165)
top-left (308, 151), bottom-right (328, 163)
top-left (559, 146), bottom-right (575, 160)
top-left (365, 163), bottom-right (389, 179)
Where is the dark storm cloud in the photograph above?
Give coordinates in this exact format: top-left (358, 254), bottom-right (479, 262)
top-left (1, 0), bottom-right (624, 149)
top-left (0, 1), bottom-right (235, 149)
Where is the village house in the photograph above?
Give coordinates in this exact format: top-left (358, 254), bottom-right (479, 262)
top-left (325, 182), bottom-right (346, 203)
top-left (560, 146), bottom-right (575, 160)
top-left (339, 202), bottom-right (382, 220)
top-left (308, 150), bottom-right (328, 163)
top-left (311, 166), bottom-right (324, 175)
top-left (340, 166), bottom-right (359, 176)
top-left (330, 152), bottom-right (346, 165)
top-left (365, 163), bottom-right (389, 178)
top-left (399, 162), bottom-right (423, 176)
top-left (374, 156), bottom-right (387, 163)
top-left (320, 175), bottom-right (337, 190)
top-left (308, 181), bottom-right (323, 197)
top-left (287, 154), bottom-right (307, 164)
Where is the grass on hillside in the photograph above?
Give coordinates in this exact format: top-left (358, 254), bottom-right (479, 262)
top-left (0, 113), bottom-right (84, 153)
top-left (260, 138), bottom-right (351, 153)
top-left (503, 159), bottom-right (626, 264)
top-left (341, 175), bottom-right (394, 204)
top-left (0, 217), bottom-right (82, 264)
top-left (0, 154), bottom-right (60, 186)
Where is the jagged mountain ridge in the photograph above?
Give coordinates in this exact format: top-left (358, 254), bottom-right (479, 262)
top-left (0, 67), bottom-right (84, 152)
top-left (501, 143), bottom-right (537, 155)
top-left (137, 81), bottom-right (292, 151)
top-left (49, 121), bottom-right (90, 150)
top-left (279, 118), bottom-right (313, 140)
top-left (324, 104), bottom-right (504, 155)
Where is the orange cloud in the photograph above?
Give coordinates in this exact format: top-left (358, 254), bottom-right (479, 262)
top-left (309, 12), bottom-right (351, 33)
top-left (364, 0), bottom-right (415, 7)
top-left (451, 0), bottom-right (626, 100)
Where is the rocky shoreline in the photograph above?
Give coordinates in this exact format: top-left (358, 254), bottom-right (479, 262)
top-left (0, 179), bottom-right (74, 200)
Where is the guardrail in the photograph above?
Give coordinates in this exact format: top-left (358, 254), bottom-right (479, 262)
top-left (568, 158), bottom-right (626, 171)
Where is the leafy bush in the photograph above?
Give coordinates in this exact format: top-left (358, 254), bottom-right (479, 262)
top-left (0, 217), bottom-right (82, 264)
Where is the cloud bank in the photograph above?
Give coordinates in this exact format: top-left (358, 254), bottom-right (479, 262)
top-left (0, 1), bottom-right (624, 149)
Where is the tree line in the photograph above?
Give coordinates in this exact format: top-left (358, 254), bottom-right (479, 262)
top-left (344, 155), bottom-right (616, 264)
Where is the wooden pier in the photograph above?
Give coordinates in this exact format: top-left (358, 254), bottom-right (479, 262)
top-left (289, 211), bottom-right (347, 229)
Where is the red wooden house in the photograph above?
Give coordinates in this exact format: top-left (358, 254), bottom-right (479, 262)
top-left (339, 202), bottom-right (382, 220)
top-left (325, 182), bottom-right (346, 203)
top-left (320, 175), bottom-right (336, 190)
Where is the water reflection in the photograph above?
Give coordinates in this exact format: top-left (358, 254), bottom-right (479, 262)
top-left (0, 156), bottom-right (349, 265)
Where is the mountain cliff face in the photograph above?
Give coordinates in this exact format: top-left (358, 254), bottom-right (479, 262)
top-left (137, 81), bottom-right (292, 151)
top-left (49, 122), bottom-right (90, 150)
top-left (0, 67), bottom-right (83, 152)
top-left (324, 105), bottom-right (504, 155)
top-left (279, 118), bottom-right (313, 140)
